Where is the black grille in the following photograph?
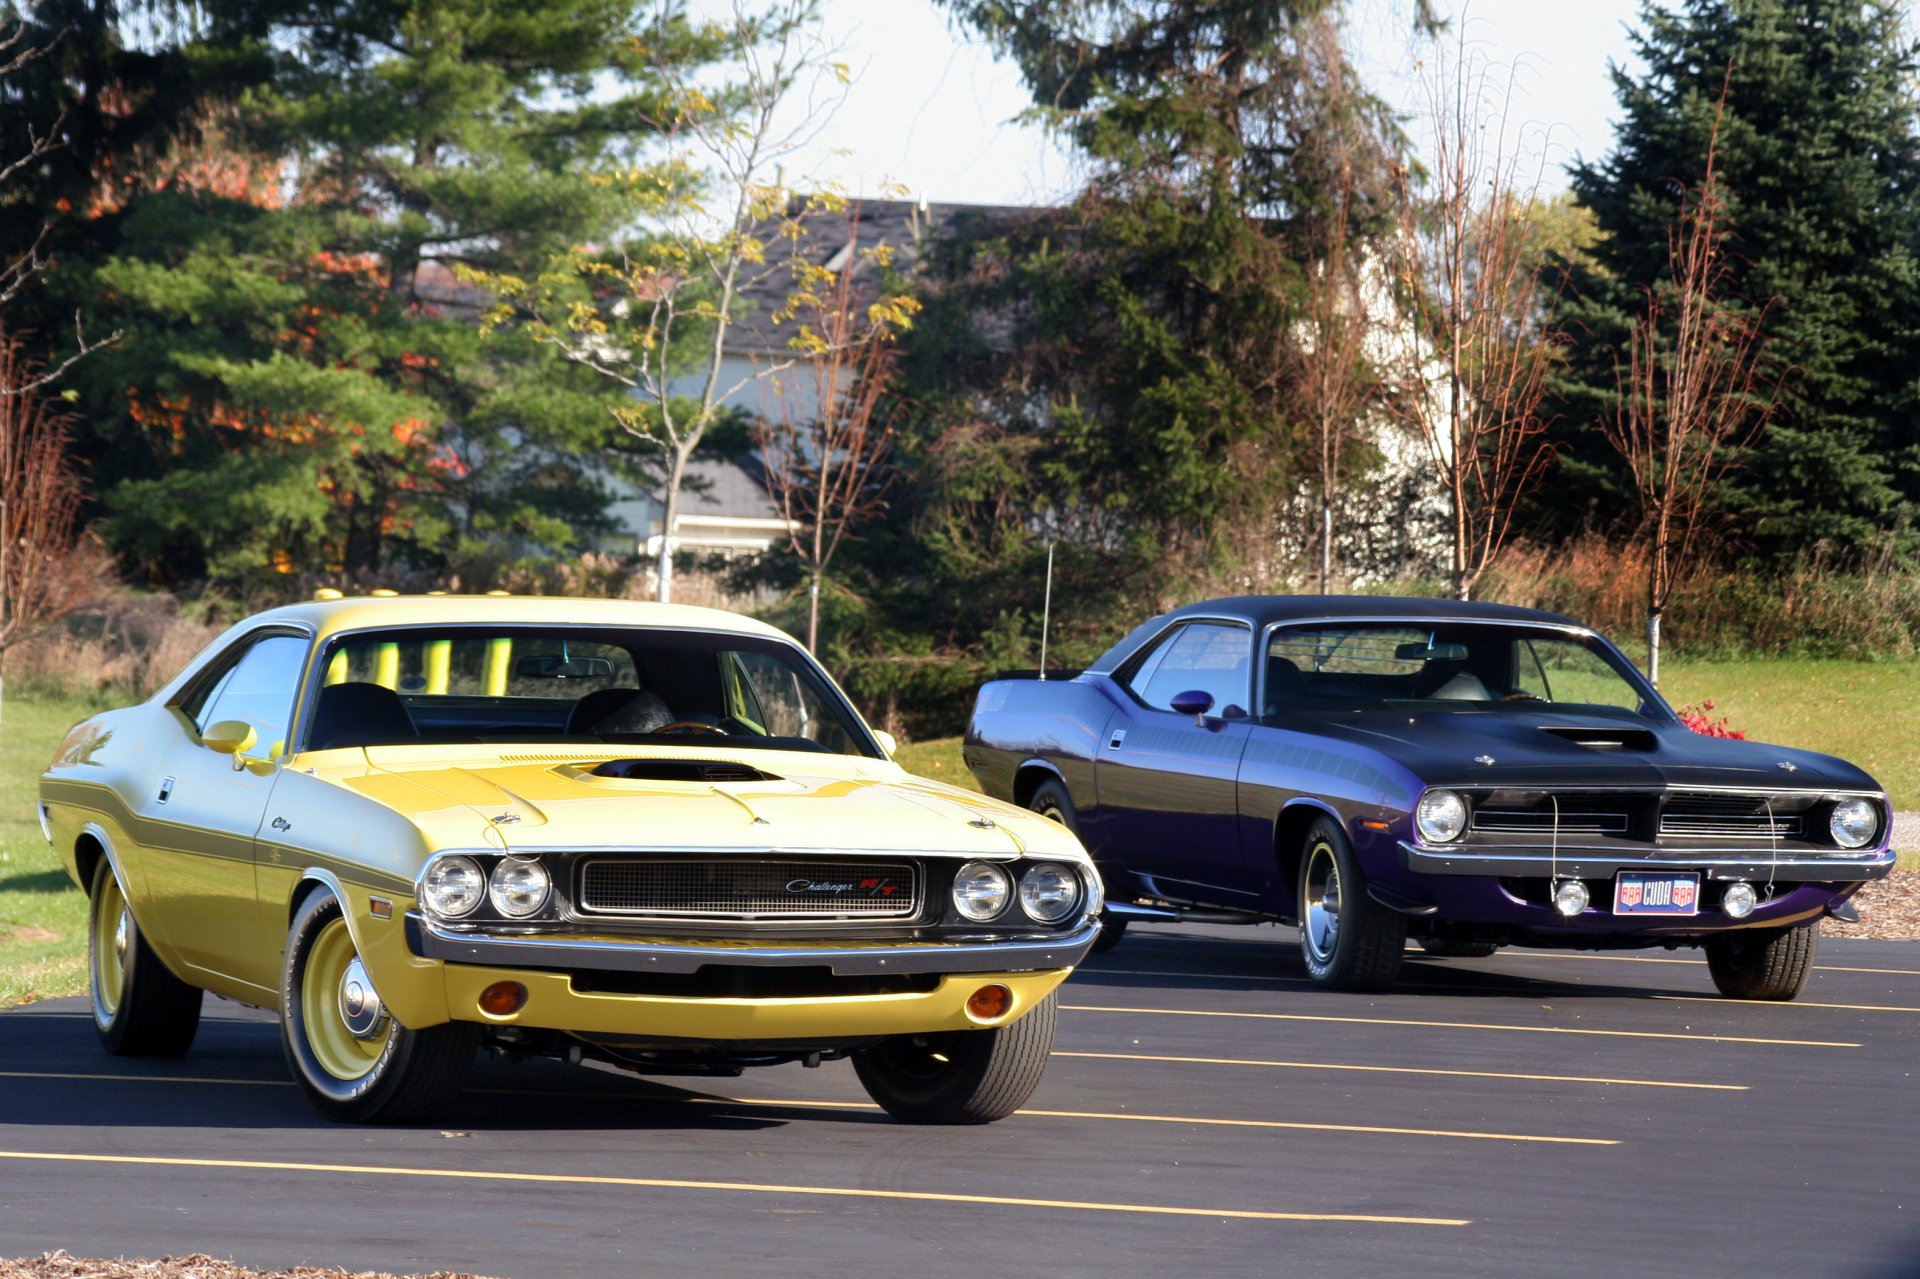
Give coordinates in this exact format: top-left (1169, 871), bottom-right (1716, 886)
top-left (577, 857), bottom-right (921, 920)
top-left (1659, 796), bottom-right (1803, 839)
top-left (1472, 807), bottom-right (1631, 836)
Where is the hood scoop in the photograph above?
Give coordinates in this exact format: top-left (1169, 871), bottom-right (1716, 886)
top-left (589, 759), bottom-right (781, 784)
top-left (1539, 725), bottom-right (1658, 752)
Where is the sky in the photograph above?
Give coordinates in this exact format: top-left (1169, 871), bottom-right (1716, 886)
top-left (689, 0), bottom-right (1658, 208)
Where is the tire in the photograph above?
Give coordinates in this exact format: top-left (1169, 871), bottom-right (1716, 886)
top-left (1704, 924), bottom-right (1818, 1001)
top-left (1297, 816), bottom-right (1406, 991)
top-left (1418, 937), bottom-right (1500, 959)
top-left (1028, 779), bottom-right (1126, 954)
top-left (853, 991), bottom-right (1057, 1124)
top-left (88, 858), bottom-right (202, 1057)
top-left (281, 889), bottom-right (478, 1123)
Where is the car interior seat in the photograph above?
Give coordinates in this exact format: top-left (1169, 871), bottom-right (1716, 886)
top-left (1264, 655), bottom-right (1309, 715)
top-left (308, 682), bottom-right (419, 750)
top-left (565, 687), bottom-right (675, 736)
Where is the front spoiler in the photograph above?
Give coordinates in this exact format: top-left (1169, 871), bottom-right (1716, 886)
top-left (405, 912), bottom-right (1100, 977)
top-left (1397, 840), bottom-right (1896, 882)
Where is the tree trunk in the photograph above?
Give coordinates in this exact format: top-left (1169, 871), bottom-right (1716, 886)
top-left (656, 447), bottom-right (689, 603)
top-left (1647, 608), bottom-right (1662, 687)
top-left (1319, 497), bottom-right (1333, 594)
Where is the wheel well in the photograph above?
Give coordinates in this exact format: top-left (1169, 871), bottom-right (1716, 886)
top-left (74, 833), bottom-right (105, 897)
top-left (1013, 764), bottom-right (1060, 811)
top-left (289, 875), bottom-right (329, 924)
top-left (1272, 804), bottom-right (1333, 912)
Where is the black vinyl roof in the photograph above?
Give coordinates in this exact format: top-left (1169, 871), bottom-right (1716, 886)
top-left (1088, 594), bottom-right (1589, 673)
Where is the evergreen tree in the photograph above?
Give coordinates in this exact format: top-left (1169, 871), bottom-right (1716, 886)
top-left (26, 0), bottom-right (719, 588)
top-left (887, 1), bottom-right (1401, 642)
top-left (1552, 0), bottom-right (1920, 558)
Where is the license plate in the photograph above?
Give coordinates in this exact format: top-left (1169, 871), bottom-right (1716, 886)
top-left (1614, 871), bottom-right (1701, 916)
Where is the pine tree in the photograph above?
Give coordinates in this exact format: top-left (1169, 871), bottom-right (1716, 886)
top-left (1552, 0), bottom-right (1920, 559)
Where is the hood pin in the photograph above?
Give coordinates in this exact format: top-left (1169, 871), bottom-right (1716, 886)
top-left (968, 817), bottom-right (997, 829)
top-left (1475, 755), bottom-right (1496, 766)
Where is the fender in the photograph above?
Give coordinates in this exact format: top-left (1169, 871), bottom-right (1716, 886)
top-left (291, 866), bottom-right (451, 1029)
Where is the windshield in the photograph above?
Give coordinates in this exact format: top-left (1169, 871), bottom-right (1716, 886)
top-left (1263, 623), bottom-right (1664, 720)
top-left (305, 626), bottom-right (876, 756)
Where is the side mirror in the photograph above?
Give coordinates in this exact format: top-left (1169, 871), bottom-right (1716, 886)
top-left (1168, 689), bottom-right (1215, 725)
top-left (873, 729), bottom-right (898, 758)
top-left (203, 720), bottom-right (258, 756)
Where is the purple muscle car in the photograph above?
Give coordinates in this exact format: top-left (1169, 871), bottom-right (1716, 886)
top-left (964, 595), bottom-right (1894, 999)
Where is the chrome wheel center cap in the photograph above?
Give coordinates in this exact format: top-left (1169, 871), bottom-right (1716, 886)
top-left (113, 910), bottom-right (131, 967)
top-left (338, 957), bottom-right (386, 1039)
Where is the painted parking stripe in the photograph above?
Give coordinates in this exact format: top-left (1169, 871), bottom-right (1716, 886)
top-left (0, 1071), bottom-right (1608, 1144)
top-left (1490, 952), bottom-right (1920, 978)
top-left (1652, 994), bottom-right (1920, 1014)
top-left (1054, 1050), bottom-right (1747, 1091)
top-left (706, 1096), bottom-right (1612, 1145)
top-left (0, 1151), bottom-right (1470, 1226)
top-left (1062, 1004), bottom-right (1860, 1047)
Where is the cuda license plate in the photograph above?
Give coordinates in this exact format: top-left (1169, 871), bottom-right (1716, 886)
top-left (1613, 871), bottom-right (1700, 916)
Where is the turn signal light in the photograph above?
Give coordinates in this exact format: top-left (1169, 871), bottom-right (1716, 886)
top-left (479, 981), bottom-right (528, 1016)
top-left (967, 984), bottom-right (1013, 1021)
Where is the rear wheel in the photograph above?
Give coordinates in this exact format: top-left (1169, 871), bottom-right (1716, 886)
top-left (88, 858), bottom-right (201, 1057)
top-left (853, 992), bottom-right (1057, 1124)
top-left (1704, 925), bottom-right (1818, 1001)
top-left (1297, 818), bottom-right (1405, 991)
top-left (282, 890), bottom-right (477, 1122)
top-left (1027, 778), bottom-right (1126, 953)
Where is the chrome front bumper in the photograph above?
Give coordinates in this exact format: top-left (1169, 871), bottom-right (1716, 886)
top-left (405, 913), bottom-right (1101, 977)
top-left (1397, 841), bottom-right (1897, 881)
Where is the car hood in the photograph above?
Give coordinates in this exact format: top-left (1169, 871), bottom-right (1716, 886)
top-left (1296, 710), bottom-right (1882, 793)
top-left (321, 744), bottom-right (1081, 859)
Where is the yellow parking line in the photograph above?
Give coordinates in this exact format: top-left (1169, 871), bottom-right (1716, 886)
top-left (0, 1151), bottom-right (1469, 1226)
top-left (1054, 1050), bottom-right (1747, 1091)
top-left (0, 1071), bottom-right (287, 1087)
top-left (1062, 1004), bottom-right (1858, 1048)
top-left (707, 1096), bottom-right (1610, 1145)
top-left (1652, 995), bottom-right (1920, 1014)
top-left (1492, 952), bottom-right (1920, 978)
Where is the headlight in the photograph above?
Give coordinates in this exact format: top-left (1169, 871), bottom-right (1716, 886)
top-left (1018, 862), bottom-right (1082, 922)
top-left (489, 857), bottom-right (552, 917)
top-left (952, 861), bottom-right (1012, 921)
top-left (1416, 790), bottom-right (1469, 843)
top-left (1830, 798), bottom-right (1879, 849)
top-left (422, 855), bottom-right (485, 917)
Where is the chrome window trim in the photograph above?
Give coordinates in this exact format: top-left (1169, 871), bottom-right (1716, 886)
top-left (1110, 615), bottom-right (1255, 718)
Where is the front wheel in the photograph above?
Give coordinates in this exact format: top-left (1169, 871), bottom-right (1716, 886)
top-left (1297, 818), bottom-right (1405, 991)
top-left (1704, 925), bottom-right (1818, 1001)
top-left (88, 858), bottom-right (201, 1057)
top-left (281, 890), bottom-right (478, 1123)
top-left (852, 992), bottom-right (1057, 1124)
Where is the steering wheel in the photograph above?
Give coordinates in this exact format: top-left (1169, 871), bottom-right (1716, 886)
top-left (656, 720), bottom-right (727, 735)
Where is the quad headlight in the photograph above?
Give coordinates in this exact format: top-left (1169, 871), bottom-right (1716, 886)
top-left (1830, 798), bottom-right (1879, 850)
top-left (1018, 862), bottom-right (1083, 923)
top-left (952, 861), bottom-right (1013, 921)
top-left (489, 857), bottom-right (552, 917)
top-left (1416, 789), bottom-right (1469, 844)
top-left (422, 855), bottom-right (485, 918)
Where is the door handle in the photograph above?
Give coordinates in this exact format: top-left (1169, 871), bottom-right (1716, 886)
top-left (157, 777), bottom-right (175, 804)
top-left (1108, 729), bottom-right (1127, 750)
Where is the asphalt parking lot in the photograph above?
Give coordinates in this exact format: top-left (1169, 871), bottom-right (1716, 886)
top-left (4, 924), bottom-right (1918, 1279)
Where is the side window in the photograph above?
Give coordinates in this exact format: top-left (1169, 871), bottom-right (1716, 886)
top-left (197, 635), bottom-right (309, 754)
top-left (1126, 623), bottom-right (1252, 715)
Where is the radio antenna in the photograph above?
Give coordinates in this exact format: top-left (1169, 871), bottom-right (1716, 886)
top-left (1038, 542), bottom-right (1056, 681)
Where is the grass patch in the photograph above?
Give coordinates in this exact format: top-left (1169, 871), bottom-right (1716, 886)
top-left (0, 694), bottom-right (97, 1007)
top-left (893, 736), bottom-right (981, 792)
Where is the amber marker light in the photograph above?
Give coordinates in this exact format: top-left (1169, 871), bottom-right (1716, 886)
top-left (1359, 819), bottom-right (1392, 833)
top-left (479, 981), bottom-right (528, 1016)
top-left (967, 984), bottom-right (1013, 1021)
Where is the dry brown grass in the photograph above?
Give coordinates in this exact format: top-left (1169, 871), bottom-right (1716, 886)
top-left (0, 1255), bottom-right (495, 1279)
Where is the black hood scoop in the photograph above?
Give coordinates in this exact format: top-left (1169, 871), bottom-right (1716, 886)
top-left (1538, 725), bottom-right (1658, 752)
top-left (590, 759), bottom-right (780, 783)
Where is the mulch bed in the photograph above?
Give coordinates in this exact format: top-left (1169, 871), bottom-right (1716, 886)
top-left (0, 1257), bottom-right (494, 1279)
top-left (1821, 868), bottom-right (1920, 941)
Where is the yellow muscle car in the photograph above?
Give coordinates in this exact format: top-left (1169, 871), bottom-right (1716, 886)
top-left (39, 594), bottom-right (1101, 1124)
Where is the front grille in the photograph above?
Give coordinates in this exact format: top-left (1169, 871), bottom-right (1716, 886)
top-left (1473, 808), bottom-right (1631, 836)
top-left (577, 857), bottom-right (921, 921)
top-left (1659, 796), bottom-right (1803, 839)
